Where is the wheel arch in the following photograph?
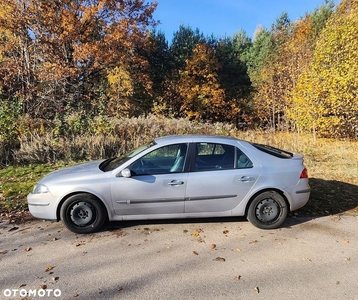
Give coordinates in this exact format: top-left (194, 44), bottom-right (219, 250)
top-left (244, 188), bottom-right (290, 217)
top-left (56, 192), bottom-right (109, 222)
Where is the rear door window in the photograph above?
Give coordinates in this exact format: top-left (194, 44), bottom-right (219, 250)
top-left (194, 143), bottom-right (253, 171)
top-left (195, 143), bottom-right (231, 171)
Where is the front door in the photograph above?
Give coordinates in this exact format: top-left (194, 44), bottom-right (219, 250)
top-left (111, 143), bottom-right (188, 215)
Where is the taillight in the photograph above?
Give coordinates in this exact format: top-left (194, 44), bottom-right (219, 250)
top-left (300, 168), bottom-right (308, 178)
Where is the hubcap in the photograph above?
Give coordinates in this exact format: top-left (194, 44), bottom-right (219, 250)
top-left (70, 201), bottom-right (94, 226)
top-left (255, 198), bottom-right (280, 223)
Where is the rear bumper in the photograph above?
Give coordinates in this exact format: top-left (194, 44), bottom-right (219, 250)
top-left (286, 180), bottom-right (311, 211)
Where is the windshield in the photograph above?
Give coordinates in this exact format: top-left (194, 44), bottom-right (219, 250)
top-left (100, 141), bottom-right (155, 172)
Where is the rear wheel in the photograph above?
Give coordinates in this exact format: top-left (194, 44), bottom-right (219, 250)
top-left (247, 191), bottom-right (288, 229)
top-left (60, 194), bottom-right (107, 234)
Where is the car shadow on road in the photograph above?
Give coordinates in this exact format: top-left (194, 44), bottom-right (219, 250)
top-left (102, 216), bottom-right (247, 231)
top-left (296, 178), bottom-right (358, 216)
top-left (102, 216), bottom-right (314, 232)
top-left (102, 177), bottom-right (358, 232)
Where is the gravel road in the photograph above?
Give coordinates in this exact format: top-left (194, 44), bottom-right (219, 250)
top-left (1, 215), bottom-right (357, 300)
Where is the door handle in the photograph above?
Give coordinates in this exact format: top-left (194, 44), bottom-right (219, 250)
top-left (238, 176), bottom-right (255, 182)
top-left (168, 180), bottom-right (184, 186)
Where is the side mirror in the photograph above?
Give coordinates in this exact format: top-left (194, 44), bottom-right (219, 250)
top-left (120, 168), bottom-right (132, 178)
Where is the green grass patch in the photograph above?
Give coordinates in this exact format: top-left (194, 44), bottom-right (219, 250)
top-left (0, 163), bottom-right (68, 213)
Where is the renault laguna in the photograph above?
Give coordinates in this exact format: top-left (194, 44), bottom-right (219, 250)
top-left (28, 135), bottom-right (310, 233)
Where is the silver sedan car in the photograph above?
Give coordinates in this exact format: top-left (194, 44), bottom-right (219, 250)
top-left (27, 135), bottom-right (310, 233)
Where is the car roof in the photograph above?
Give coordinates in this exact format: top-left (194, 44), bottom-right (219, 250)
top-left (154, 135), bottom-right (244, 145)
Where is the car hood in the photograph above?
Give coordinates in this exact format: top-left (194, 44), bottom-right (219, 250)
top-left (40, 160), bottom-right (104, 184)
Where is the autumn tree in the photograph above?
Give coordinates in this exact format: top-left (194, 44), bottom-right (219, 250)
top-left (283, 2), bottom-right (334, 132)
top-left (245, 3), bottom-right (334, 131)
top-left (178, 43), bottom-right (226, 121)
top-left (289, 0), bottom-right (358, 138)
top-left (156, 25), bottom-right (206, 117)
top-left (244, 26), bottom-right (278, 127)
top-left (0, 1), bottom-right (35, 112)
top-left (0, 0), bottom-right (157, 120)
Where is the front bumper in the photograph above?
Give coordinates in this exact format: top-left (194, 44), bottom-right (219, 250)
top-left (27, 192), bottom-right (59, 221)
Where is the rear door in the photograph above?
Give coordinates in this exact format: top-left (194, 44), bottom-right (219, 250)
top-left (111, 143), bottom-right (188, 215)
top-left (185, 142), bottom-right (260, 213)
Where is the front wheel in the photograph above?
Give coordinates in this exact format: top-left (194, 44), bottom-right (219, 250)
top-left (60, 194), bottom-right (107, 234)
top-left (247, 191), bottom-right (288, 229)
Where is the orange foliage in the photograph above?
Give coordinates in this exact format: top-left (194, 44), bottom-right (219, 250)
top-left (0, 0), bottom-right (157, 117)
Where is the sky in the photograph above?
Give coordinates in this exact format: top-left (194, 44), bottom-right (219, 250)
top-left (152, 0), bottom-right (341, 42)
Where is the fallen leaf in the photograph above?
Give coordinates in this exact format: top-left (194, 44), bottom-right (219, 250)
top-left (0, 250), bottom-right (8, 255)
top-left (303, 258), bottom-right (312, 262)
top-left (114, 230), bottom-right (127, 237)
top-left (183, 229), bottom-right (188, 233)
top-left (39, 284), bottom-right (47, 289)
top-left (193, 251), bottom-right (199, 255)
top-left (45, 266), bottom-right (54, 272)
top-left (19, 283), bottom-right (26, 288)
top-left (213, 257), bottom-right (225, 262)
top-left (73, 294), bottom-right (79, 297)
top-left (196, 228), bottom-right (203, 233)
top-left (343, 240), bottom-right (349, 244)
top-left (254, 287), bottom-right (260, 293)
top-left (197, 237), bottom-right (205, 243)
top-left (223, 230), bottom-right (229, 234)
top-left (24, 247), bottom-right (32, 252)
top-left (249, 240), bottom-right (258, 244)
top-left (210, 244), bottom-right (216, 249)
top-left (191, 232), bottom-right (199, 237)
top-left (236, 248), bottom-right (242, 252)
top-left (345, 257), bottom-right (351, 261)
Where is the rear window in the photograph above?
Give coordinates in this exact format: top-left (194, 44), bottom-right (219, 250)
top-left (252, 143), bottom-right (293, 159)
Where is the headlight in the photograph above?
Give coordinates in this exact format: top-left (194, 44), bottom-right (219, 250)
top-left (32, 184), bottom-right (49, 194)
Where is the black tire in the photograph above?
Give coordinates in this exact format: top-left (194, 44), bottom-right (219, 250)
top-left (247, 191), bottom-right (288, 229)
top-left (60, 193), bottom-right (107, 234)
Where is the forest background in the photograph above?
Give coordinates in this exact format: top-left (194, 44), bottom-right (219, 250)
top-left (0, 0), bottom-right (357, 215)
top-left (1, 0), bottom-right (358, 163)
